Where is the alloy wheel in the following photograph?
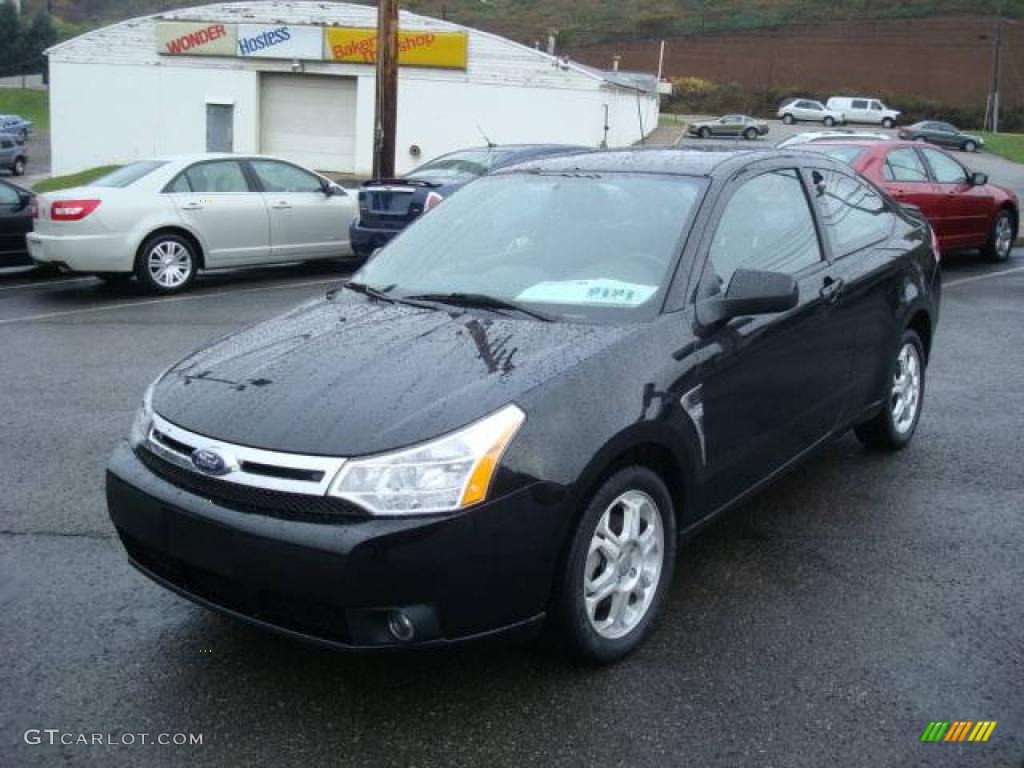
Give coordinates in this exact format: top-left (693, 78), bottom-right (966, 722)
top-left (584, 490), bottom-right (665, 640)
top-left (994, 215), bottom-right (1013, 259)
top-left (147, 240), bottom-right (193, 289)
top-left (890, 342), bottom-right (922, 436)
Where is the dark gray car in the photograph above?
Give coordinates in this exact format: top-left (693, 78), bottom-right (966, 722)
top-left (687, 114), bottom-right (769, 140)
top-left (898, 122), bottom-right (983, 153)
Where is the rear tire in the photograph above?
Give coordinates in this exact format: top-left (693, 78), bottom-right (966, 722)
top-left (983, 209), bottom-right (1014, 262)
top-left (698, 127), bottom-right (710, 139)
top-left (782, 113), bottom-right (795, 125)
top-left (553, 466), bottom-right (677, 664)
top-left (882, 118), bottom-right (896, 129)
top-left (854, 330), bottom-right (925, 451)
top-left (134, 233), bottom-right (198, 295)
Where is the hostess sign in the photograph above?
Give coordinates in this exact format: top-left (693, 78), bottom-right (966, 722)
top-left (236, 24), bottom-right (323, 60)
top-left (156, 21), bottom-right (468, 70)
top-left (325, 28), bottom-right (468, 69)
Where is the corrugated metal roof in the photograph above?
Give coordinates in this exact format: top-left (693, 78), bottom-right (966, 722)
top-left (47, 1), bottom-right (653, 94)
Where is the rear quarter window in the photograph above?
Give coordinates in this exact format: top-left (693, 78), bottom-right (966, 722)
top-left (810, 168), bottom-right (893, 257)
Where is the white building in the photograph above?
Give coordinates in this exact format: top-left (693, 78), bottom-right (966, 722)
top-left (46, 1), bottom-right (659, 177)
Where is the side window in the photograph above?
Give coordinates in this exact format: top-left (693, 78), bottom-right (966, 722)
top-left (883, 149), bottom-right (929, 182)
top-left (922, 149), bottom-right (967, 184)
top-left (705, 170), bottom-right (821, 293)
top-left (870, 101), bottom-right (883, 111)
top-left (1, 139), bottom-right (12, 149)
top-left (250, 160), bottom-right (323, 193)
top-left (166, 174), bottom-right (191, 194)
top-left (184, 160), bottom-right (250, 193)
top-left (0, 183), bottom-right (20, 205)
top-left (852, 99), bottom-right (868, 109)
top-left (811, 168), bottom-right (892, 257)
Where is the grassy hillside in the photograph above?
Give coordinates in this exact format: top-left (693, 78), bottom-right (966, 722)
top-left (18, 0), bottom-right (1024, 47)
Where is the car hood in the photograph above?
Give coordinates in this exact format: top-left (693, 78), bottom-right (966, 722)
top-left (151, 293), bottom-right (633, 457)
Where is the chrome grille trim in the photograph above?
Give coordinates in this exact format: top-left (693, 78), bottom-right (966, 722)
top-left (145, 412), bottom-right (346, 496)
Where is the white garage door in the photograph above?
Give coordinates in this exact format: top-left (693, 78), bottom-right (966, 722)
top-left (260, 74), bottom-right (357, 173)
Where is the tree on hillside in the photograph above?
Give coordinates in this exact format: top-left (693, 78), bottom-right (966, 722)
top-left (23, 12), bottom-right (58, 77)
top-left (0, 2), bottom-right (24, 76)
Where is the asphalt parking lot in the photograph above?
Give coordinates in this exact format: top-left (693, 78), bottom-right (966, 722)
top-left (1, 250), bottom-right (1022, 767)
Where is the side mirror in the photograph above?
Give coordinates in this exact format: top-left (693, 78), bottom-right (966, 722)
top-left (698, 269), bottom-right (799, 325)
top-left (322, 182), bottom-right (346, 197)
top-left (969, 172), bottom-right (988, 187)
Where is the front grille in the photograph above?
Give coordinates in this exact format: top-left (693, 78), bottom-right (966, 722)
top-left (119, 532), bottom-right (351, 643)
top-left (137, 446), bottom-right (367, 523)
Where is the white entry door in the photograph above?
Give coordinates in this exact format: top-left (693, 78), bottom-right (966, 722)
top-left (260, 74), bottom-right (357, 174)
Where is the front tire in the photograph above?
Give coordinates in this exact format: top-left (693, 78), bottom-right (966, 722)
top-left (698, 127), bottom-right (711, 139)
top-left (823, 116), bottom-right (836, 127)
top-left (744, 127), bottom-right (758, 140)
top-left (854, 330), bottom-right (925, 451)
top-left (553, 466), bottom-right (677, 664)
top-left (782, 113), bottom-right (795, 125)
top-left (11, 158), bottom-right (25, 176)
top-left (134, 233), bottom-right (198, 294)
top-left (963, 140), bottom-right (978, 153)
top-left (984, 209), bottom-right (1014, 262)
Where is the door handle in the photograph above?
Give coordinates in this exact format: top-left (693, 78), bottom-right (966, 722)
top-left (820, 276), bottom-right (845, 304)
top-left (272, 202), bottom-right (292, 210)
top-left (181, 202), bottom-right (203, 211)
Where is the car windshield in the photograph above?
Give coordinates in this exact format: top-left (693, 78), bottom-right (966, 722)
top-left (89, 161), bottom-right (167, 188)
top-left (406, 150), bottom-right (513, 183)
top-left (799, 145), bottom-right (866, 164)
top-left (355, 173), bottom-right (705, 323)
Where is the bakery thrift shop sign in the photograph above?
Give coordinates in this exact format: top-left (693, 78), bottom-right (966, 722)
top-left (325, 27), bottom-right (468, 69)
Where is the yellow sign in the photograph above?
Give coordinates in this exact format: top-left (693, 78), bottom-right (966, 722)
top-left (325, 27), bottom-right (468, 70)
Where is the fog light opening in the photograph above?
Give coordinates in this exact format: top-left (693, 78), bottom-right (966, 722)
top-left (387, 611), bottom-right (416, 642)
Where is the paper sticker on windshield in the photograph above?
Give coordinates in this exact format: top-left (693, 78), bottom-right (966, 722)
top-left (517, 280), bottom-right (657, 307)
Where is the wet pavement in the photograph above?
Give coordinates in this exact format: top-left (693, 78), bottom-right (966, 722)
top-left (1, 255), bottom-right (1022, 766)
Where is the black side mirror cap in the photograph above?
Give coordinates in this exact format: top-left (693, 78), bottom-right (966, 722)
top-left (698, 268), bottom-right (799, 325)
top-left (970, 172), bottom-right (988, 186)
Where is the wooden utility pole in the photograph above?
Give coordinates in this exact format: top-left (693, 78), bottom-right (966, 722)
top-left (373, 0), bottom-right (400, 179)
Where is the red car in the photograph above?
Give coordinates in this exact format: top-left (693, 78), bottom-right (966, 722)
top-left (801, 140), bottom-right (1018, 261)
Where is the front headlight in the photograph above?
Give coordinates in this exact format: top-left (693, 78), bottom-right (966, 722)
top-left (328, 405), bottom-right (525, 516)
top-left (128, 382), bottom-right (155, 449)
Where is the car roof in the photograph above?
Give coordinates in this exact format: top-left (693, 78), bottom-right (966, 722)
top-left (496, 146), bottom-right (814, 177)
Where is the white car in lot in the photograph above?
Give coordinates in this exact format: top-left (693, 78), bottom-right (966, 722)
top-left (27, 154), bottom-right (357, 293)
top-left (777, 99), bottom-right (845, 126)
top-left (826, 96), bottom-right (901, 128)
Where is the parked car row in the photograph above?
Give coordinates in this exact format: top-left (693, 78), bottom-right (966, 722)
top-left (777, 96), bottom-right (901, 127)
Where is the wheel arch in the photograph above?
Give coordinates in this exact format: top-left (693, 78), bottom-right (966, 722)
top-left (135, 226), bottom-right (206, 270)
top-left (906, 308), bottom-right (933, 363)
top-left (997, 201), bottom-right (1019, 240)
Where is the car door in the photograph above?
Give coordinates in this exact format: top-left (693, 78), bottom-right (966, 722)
top-left (879, 147), bottom-right (944, 225)
top-left (803, 165), bottom-right (904, 419)
top-left (850, 99), bottom-right (870, 122)
top-left (248, 159), bottom-right (355, 260)
top-left (929, 123), bottom-right (957, 148)
top-left (919, 147), bottom-right (991, 249)
top-left (687, 166), bottom-right (854, 511)
top-left (718, 116), bottom-right (741, 137)
top-left (168, 159), bottom-right (271, 267)
top-left (0, 180), bottom-right (30, 260)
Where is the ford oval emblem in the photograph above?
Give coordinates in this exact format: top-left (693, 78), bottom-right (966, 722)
top-left (190, 447), bottom-right (232, 476)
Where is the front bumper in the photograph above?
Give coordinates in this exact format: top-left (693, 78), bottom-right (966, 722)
top-left (106, 443), bottom-right (566, 650)
top-left (27, 232), bottom-right (133, 273)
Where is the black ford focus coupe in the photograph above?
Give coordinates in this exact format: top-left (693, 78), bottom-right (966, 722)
top-left (107, 148), bottom-right (940, 663)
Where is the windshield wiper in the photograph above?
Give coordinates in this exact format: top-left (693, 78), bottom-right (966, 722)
top-left (406, 292), bottom-right (554, 322)
top-left (342, 282), bottom-right (436, 310)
